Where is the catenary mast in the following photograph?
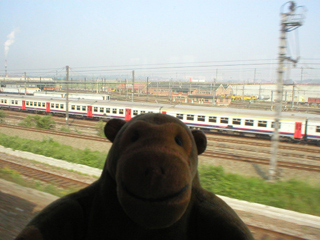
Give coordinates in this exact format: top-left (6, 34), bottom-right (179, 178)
top-left (269, 1), bottom-right (306, 181)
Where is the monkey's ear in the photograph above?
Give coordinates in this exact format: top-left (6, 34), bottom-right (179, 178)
top-left (104, 119), bottom-right (126, 142)
top-left (191, 130), bottom-right (207, 155)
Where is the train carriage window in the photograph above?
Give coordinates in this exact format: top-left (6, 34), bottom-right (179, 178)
top-left (271, 122), bottom-right (281, 129)
top-left (42, 103), bottom-right (45, 107)
top-left (245, 119), bottom-right (254, 126)
top-left (209, 116), bottom-right (217, 123)
top-left (93, 107), bottom-right (98, 112)
top-left (258, 120), bottom-right (267, 128)
top-left (30, 102), bottom-right (33, 106)
top-left (112, 108), bottom-right (117, 114)
top-left (148, 111), bottom-right (153, 113)
top-left (71, 105), bottom-right (75, 110)
top-left (55, 104), bottom-right (59, 108)
top-left (232, 118), bottom-right (241, 125)
top-left (0, 99), bottom-right (3, 103)
top-left (60, 104), bottom-right (64, 109)
top-left (51, 103), bottom-right (54, 108)
top-left (119, 109), bottom-right (124, 115)
top-left (220, 117), bottom-right (229, 124)
top-left (198, 115), bottom-right (205, 122)
top-left (16, 100), bottom-right (18, 105)
top-left (82, 106), bottom-right (86, 111)
top-left (11, 100), bottom-right (14, 104)
top-left (187, 114), bottom-right (194, 121)
top-left (4, 100), bottom-right (7, 103)
top-left (140, 111), bottom-right (146, 114)
top-left (106, 108), bottom-right (110, 113)
top-left (100, 107), bottom-right (104, 113)
top-left (38, 102), bottom-right (41, 107)
top-left (176, 113), bottom-right (184, 120)
top-left (133, 110), bottom-right (138, 116)
top-left (316, 126), bottom-right (320, 133)
top-left (77, 106), bottom-right (81, 111)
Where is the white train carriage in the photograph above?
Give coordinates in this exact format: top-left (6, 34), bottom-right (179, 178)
top-left (162, 105), bottom-right (312, 140)
top-left (0, 95), bottom-right (21, 110)
top-left (91, 101), bottom-right (163, 121)
top-left (0, 94), bottom-right (319, 143)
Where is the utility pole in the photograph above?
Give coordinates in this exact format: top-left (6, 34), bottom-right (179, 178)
top-left (66, 66), bottom-right (70, 125)
top-left (147, 77), bottom-right (149, 102)
top-left (24, 72), bottom-right (27, 95)
top-left (269, 1), bottom-right (305, 181)
top-left (132, 70), bottom-right (135, 102)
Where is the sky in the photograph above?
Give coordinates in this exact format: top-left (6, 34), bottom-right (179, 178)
top-left (0, 0), bottom-right (319, 82)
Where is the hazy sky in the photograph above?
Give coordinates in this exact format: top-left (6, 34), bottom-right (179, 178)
top-left (1, 0), bottom-right (319, 82)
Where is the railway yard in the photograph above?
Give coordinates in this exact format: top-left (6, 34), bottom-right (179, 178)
top-left (0, 110), bottom-right (320, 239)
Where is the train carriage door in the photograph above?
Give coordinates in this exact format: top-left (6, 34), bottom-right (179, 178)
top-left (294, 122), bottom-right (302, 139)
top-left (46, 102), bottom-right (51, 113)
top-left (87, 106), bottom-right (93, 117)
top-left (22, 100), bottom-right (26, 110)
top-left (125, 108), bottom-right (132, 121)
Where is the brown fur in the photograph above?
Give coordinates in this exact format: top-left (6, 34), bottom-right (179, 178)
top-left (16, 113), bottom-right (253, 239)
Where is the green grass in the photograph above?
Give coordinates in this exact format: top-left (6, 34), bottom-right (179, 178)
top-left (199, 165), bottom-right (320, 216)
top-left (0, 133), bottom-right (319, 216)
top-left (0, 133), bottom-right (106, 169)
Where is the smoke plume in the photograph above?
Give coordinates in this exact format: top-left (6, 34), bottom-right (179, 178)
top-left (4, 29), bottom-right (18, 58)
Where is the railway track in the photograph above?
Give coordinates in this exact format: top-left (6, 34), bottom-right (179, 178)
top-left (0, 123), bottom-right (319, 174)
top-left (0, 158), bottom-right (90, 189)
top-left (203, 151), bottom-right (320, 173)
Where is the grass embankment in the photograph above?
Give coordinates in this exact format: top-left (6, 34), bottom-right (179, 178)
top-left (0, 133), bottom-right (319, 216)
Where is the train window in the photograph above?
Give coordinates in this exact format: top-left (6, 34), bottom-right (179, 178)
top-left (148, 111), bottom-right (153, 113)
top-left (4, 100), bottom-right (7, 103)
top-left (100, 107), bottom-right (104, 113)
top-left (187, 114), bottom-right (194, 121)
top-left (82, 106), bottom-right (86, 111)
top-left (55, 104), bottom-right (59, 108)
top-left (30, 102), bottom-right (33, 106)
top-left (232, 118), bottom-right (241, 125)
top-left (245, 119), bottom-right (254, 126)
top-left (198, 115), bottom-right (205, 122)
top-left (271, 122), bottom-right (281, 129)
top-left (209, 116), bottom-right (217, 123)
top-left (258, 121), bottom-right (267, 128)
top-left (113, 108), bottom-right (117, 114)
top-left (220, 117), bottom-right (229, 124)
top-left (93, 107), bottom-right (98, 112)
top-left (77, 106), bottom-right (81, 111)
top-left (71, 105), bottom-right (75, 110)
top-left (316, 126), bottom-right (320, 133)
top-left (60, 104), bottom-right (64, 109)
top-left (11, 100), bottom-right (14, 104)
top-left (176, 113), bottom-right (183, 120)
top-left (119, 109), bottom-right (124, 114)
top-left (51, 103), bottom-right (54, 108)
top-left (42, 103), bottom-right (45, 107)
top-left (140, 111), bottom-right (146, 114)
top-left (133, 110), bottom-right (138, 116)
top-left (16, 100), bottom-right (18, 104)
top-left (106, 108), bottom-right (110, 113)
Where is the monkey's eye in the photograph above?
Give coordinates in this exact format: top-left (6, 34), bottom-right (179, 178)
top-left (175, 136), bottom-right (183, 146)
